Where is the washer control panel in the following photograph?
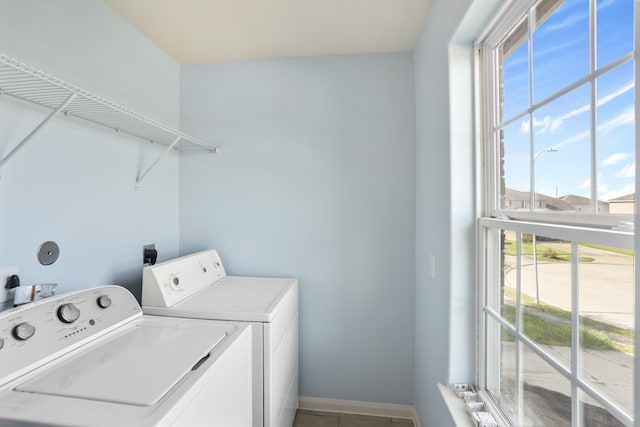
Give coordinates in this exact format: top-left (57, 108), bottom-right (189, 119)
top-left (142, 249), bottom-right (226, 307)
top-left (0, 285), bottom-right (141, 384)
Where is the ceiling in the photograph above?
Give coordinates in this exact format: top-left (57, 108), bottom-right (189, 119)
top-left (104, 0), bottom-right (431, 64)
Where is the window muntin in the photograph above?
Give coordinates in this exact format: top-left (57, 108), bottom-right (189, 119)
top-left (532, 84), bottom-right (591, 211)
top-left (596, 61), bottom-right (636, 205)
top-left (481, 220), bottom-right (635, 426)
top-left (480, 1), bottom-right (636, 424)
top-left (578, 243), bottom-right (634, 416)
top-left (492, 0), bottom-right (635, 222)
top-left (522, 345), bottom-right (573, 426)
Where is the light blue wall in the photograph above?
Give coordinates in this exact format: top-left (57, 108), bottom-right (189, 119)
top-left (0, 0), bottom-right (182, 298)
top-left (413, 1), bottom-right (472, 426)
top-left (0, 2), bottom-right (505, 423)
top-left (413, 1), bottom-right (500, 425)
top-left (179, 54), bottom-right (416, 404)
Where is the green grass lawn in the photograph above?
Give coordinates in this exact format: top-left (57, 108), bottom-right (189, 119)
top-left (580, 243), bottom-right (634, 257)
top-left (504, 240), bottom-right (594, 262)
top-left (501, 287), bottom-right (633, 353)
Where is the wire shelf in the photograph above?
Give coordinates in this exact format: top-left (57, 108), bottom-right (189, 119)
top-left (0, 54), bottom-right (218, 152)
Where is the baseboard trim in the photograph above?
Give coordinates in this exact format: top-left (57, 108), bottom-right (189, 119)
top-left (298, 396), bottom-right (418, 423)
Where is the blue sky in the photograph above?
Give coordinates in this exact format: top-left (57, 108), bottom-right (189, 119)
top-left (501, 0), bottom-right (634, 202)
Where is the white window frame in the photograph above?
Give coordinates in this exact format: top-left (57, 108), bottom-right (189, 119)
top-left (476, 0), bottom-right (640, 426)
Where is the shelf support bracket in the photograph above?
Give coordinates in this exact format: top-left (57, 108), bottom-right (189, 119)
top-left (135, 135), bottom-right (181, 190)
top-left (0, 92), bottom-right (77, 170)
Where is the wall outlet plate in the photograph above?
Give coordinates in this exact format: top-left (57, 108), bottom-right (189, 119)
top-left (143, 243), bottom-right (156, 265)
top-left (0, 267), bottom-right (20, 303)
top-left (453, 383), bottom-right (472, 392)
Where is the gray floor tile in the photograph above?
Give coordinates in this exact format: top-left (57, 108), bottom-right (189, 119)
top-left (391, 418), bottom-right (414, 425)
top-left (338, 413), bottom-right (392, 426)
top-left (294, 410), bottom-right (415, 427)
top-left (294, 413), bottom-right (340, 427)
top-left (297, 409), bottom-right (340, 417)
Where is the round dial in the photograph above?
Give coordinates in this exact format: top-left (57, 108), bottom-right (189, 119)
top-left (57, 303), bottom-right (81, 324)
top-left (13, 322), bottom-right (36, 341)
top-left (97, 295), bottom-right (112, 309)
top-left (170, 274), bottom-right (180, 286)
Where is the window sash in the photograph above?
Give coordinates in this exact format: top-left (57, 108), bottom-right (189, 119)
top-left (479, 219), bottom-right (634, 425)
top-left (477, 0), bottom-right (639, 425)
top-left (481, 0), bottom-right (636, 224)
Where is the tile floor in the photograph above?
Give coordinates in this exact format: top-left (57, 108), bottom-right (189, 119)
top-left (293, 409), bottom-right (415, 427)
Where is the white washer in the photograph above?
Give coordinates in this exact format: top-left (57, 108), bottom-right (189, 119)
top-left (142, 249), bottom-right (298, 427)
top-left (0, 285), bottom-right (253, 427)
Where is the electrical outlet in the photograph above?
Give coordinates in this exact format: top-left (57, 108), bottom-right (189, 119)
top-left (453, 383), bottom-right (475, 398)
top-left (453, 383), bottom-right (471, 392)
top-left (0, 267), bottom-right (19, 303)
top-left (143, 243), bottom-right (156, 265)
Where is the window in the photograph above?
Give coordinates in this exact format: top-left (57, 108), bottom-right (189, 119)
top-left (478, 0), bottom-right (636, 426)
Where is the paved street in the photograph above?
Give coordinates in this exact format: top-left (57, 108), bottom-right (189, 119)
top-left (504, 244), bottom-right (634, 329)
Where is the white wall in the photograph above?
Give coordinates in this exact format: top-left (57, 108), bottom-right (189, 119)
top-left (179, 54), bottom-right (416, 404)
top-left (0, 0), bottom-right (182, 298)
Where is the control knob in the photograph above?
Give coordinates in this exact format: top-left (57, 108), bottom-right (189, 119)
top-left (13, 322), bottom-right (35, 341)
top-left (97, 295), bottom-right (112, 309)
top-left (57, 303), bottom-right (81, 324)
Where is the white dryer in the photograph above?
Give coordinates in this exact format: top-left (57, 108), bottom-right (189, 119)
top-left (142, 249), bottom-right (298, 427)
top-left (0, 285), bottom-right (253, 426)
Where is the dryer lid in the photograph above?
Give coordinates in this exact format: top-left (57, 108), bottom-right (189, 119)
top-left (165, 276), bottom-right (295, 322)
top-left (15, 320), bottom-right (227, 406)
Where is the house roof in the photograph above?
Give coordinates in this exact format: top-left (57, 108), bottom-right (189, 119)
top-left (504, 188), bottom-right (574, 211)
top-left (609, 193), bottom-right (635, 202)
top-left (560, 194), bottom-right (609, 206)
top-left (560, 194), bottom-right (591, 205)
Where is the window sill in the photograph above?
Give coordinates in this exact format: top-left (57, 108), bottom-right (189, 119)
top-left (437, 383), bottom-right (475, 427)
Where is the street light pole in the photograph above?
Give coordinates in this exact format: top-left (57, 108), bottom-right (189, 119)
top-left (532, 147), bottom-right (558, 305)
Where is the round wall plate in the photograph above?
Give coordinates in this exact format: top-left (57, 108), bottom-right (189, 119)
top-left (37, 241), bottom-right (60, 265)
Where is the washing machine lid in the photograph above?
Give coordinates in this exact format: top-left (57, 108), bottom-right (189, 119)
top-left (15, 319), bottom-right (227, 407)
top-left (162, 276), bottom-right (295, 322)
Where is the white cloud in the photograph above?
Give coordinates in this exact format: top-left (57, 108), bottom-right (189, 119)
top-left (577, 174), bottom-right (608, 194)
top-left (601, 183), bottom-right (635, 201)
top-left (598, 107), bottom-right (635, 135)
top-left (602, 152), bottom-right (633, 166)
top-left (597, 0), bottom-right (616, 10)
top-left (520, 116), bottom-right (552, 134)
top-left (520, 81), bottom-right (633, 135)
top-left (543, 11), bottom-right (589, 33)
top-left (553, 107), bottom-right (635, 151)
top-left (598, 81), bottom-right (634, 106)
top-left (554, 129), bottom-right (590, 149)
top-left (617, 163), bottom-right (635, 178)
top-left (597, 173), bottom-right (608, 194)
top-left (578, 178), bottom-right (590, 189)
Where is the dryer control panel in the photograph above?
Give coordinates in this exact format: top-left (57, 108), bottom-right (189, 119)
top-left (0, 285), bottom-right (141, 385)
top-left (142, 249), bottom-right (226, 307)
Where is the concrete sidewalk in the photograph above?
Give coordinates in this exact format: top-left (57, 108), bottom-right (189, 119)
top-left (500, 341), bottom-right (632, 425)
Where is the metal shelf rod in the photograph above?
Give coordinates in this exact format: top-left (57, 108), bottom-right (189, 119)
top-left (0, 54), bottom-right (219, 152)
top-left (135, 136), bottom-right (181, 190)
top-left (0, 92), bottom-right (76, 169)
